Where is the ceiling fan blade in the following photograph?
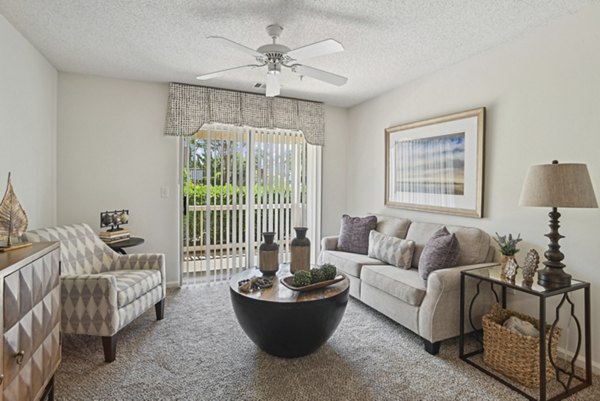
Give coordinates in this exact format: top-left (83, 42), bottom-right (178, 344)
top-left (266, 73), bottom-right (280, 97)
top-left (292, 65), bottom-right (348, 86)
top-left (286, 39), bottom-right (344, 61)
top-left (196, 64), bottom-right (258, 80)
top-left (207, 36), bottom-right (264, 59)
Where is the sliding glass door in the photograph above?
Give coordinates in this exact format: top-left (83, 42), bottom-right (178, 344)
top-left (181, 125), bottom-right (320, 285)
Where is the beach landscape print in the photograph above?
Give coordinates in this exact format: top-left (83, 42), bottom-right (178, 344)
top-left (394, 132), bottom-right (465, 195)
top-left (385, 108), bottom-right (485, 218)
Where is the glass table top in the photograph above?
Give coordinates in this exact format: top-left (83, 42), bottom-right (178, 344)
top-left (463, 264), bottom-right (587, 295)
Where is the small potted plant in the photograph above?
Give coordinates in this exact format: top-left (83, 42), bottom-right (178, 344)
top-left (493, 232), bottom-right (522, 278)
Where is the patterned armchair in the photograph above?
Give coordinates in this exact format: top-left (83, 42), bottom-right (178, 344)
top-left (23, 223), bottom-right (166, 362)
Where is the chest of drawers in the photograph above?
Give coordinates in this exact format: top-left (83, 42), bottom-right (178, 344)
top-left (0, 242), bottom-right (61, 401)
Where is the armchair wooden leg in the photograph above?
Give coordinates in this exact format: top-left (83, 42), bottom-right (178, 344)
top-left (424, 339), bottom-right (441, 355)
top-left (102, 336), bottom-right (117, 363)
top-left (155, 299), bottom-right (165, 320)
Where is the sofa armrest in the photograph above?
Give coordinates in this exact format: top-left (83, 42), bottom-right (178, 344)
top-left (419, 263), bottom-right (499, 343)
top-left (60, 274), bottom-right (119, 336)
top-left (321, 236), bottom-right (339, 251)
top-left (427, 262), bottom-right (499, 293)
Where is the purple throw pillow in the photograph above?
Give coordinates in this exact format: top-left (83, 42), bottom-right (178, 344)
top-left (418, 227), bottom-right (460, 281)
top-left (337, 215), bottom-right (378, 255)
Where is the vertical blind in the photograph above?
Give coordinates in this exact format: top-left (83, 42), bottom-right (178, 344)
top-left (182, 124), bottom-right (313, 285)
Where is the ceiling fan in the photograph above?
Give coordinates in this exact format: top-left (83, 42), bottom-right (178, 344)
top-left (196, 24), bottom-right (348, 97)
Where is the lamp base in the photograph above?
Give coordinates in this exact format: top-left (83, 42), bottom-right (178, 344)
top-left (537, 266), bottom-right (571, 288)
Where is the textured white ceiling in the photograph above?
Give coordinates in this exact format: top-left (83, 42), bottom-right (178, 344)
top-left (0, 0), bottom-right (595, 107)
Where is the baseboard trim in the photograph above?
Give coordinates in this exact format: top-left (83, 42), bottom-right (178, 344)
top-left (166, 281), bottom-right (180, 288)
top-left (557, 346), bottom-right (600, 375)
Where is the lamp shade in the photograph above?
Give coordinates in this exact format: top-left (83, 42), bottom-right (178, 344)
top-left (519, 162), bottom-right (598, 208)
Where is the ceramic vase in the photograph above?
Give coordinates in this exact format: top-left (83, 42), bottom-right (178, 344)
top-left (259, 232), bottom-right (279, 275)
top-left (290, 227), bottom-right (310, 273)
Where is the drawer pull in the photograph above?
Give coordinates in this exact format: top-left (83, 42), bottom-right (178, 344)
top-left (0, 373), bottom-right (4, 384)
top-left (15, 350), bottom-right (25, 365)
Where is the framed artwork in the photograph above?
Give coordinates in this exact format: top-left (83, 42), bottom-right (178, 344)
top-left (385, 108), bottom-right (485, 218)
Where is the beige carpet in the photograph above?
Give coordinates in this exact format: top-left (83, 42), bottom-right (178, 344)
top-left (55, 284), bottom-right (599, 401)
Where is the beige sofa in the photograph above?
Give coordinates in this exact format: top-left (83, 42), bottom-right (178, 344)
top-left (319, 215), bottom-right (497, 355)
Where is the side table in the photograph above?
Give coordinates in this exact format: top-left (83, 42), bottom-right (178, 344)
top-left (459, 265), bottom-right (591, 401)
top-left (107, 237), bottom-right (145, 254)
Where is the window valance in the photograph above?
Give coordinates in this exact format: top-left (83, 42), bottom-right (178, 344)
top-left (164, 83), bottom-right (325, 146)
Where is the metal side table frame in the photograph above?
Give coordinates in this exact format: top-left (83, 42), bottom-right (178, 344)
top-left (459, 265), bottom-right (591, 401)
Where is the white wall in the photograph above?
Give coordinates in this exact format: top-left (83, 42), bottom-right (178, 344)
top-left (57, 74), bottom-right (180, 284)
top-left (0, 15), bottom-right (57, 230)
top-left (347, 3), bottom-right (600, 367)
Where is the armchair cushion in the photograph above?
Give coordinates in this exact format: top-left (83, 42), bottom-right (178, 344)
top-left (114, 270), bottom-right (162, 308)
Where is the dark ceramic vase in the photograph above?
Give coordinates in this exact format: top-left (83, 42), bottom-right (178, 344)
top-left (259, 232), bottom-right (279, 275)
top-left (290, 227), bottom-right (310, 273)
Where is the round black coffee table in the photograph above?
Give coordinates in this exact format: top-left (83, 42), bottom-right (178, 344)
top-left (230, 265), bottom-right (349, 358)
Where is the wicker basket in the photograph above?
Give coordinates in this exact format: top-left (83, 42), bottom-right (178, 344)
top-left (483, 303), bottom-right (561, 388)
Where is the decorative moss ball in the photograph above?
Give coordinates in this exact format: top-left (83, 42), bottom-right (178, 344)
top-left (293, 270), bottom-right (312, 287)
top-left (310, 268), bottom-right (325, 284)
top-left (320, 264), bottom-right (337, 280)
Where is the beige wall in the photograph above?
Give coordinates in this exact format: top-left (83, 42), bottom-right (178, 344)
top-left (57, 74), bottom-right (349, 285)
top-left (0, 15), bottom-right (57, 229)
top-left (347, 4), bottom-right (600, 367)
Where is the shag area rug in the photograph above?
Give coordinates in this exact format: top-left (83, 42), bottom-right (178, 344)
top-left (56, 284), bottom-right (599, 401)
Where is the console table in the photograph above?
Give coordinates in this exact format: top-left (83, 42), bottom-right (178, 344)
top-left (459, 265), bottom-right (591, 401)
top-left (230, 265), bottom-right (349, 358)
top-left (0, 242), bottom-right (61, 401)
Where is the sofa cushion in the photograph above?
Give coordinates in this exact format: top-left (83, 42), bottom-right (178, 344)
top-left (113, 269), bottom-right (162, 308)
top-left (361, 265), bottom-right (426, 306)
top-left (418, 227), bottom-right (460, 281)
top-left (319, 250), bottom-right (384, 278)
top-left (371, 214), bottom-right (411, 239)
top-left (337, 215), bottom-right (378, 254)
top-left (368, 230), bottom-right (415, 269)
top-left (406, 222), bottom-right (491, 268)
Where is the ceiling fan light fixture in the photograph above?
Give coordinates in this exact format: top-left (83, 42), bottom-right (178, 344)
top-left (267, 63), bottom-right (281, 75)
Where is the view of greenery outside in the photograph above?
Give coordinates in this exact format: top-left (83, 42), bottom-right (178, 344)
top-left (183, 137), bottom-right (302, 250)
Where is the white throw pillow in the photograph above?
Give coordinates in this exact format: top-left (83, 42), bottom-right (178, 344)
top-left (368, 230), bottom-right (415, 269)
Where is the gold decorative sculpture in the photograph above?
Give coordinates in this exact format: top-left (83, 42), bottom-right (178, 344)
top-left (0, 173), bottom-right (31, 252)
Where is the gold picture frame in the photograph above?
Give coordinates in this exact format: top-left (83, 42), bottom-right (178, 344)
top-left (385, 107), bottom-right (485, 218)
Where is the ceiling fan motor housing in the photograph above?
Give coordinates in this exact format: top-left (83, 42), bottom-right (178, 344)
top-left (257, 44), bottom-right (290, 64)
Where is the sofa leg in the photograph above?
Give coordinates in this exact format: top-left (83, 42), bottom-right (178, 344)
top-left (424, 340), bottom-right (441, 355)
top-left (155, 299), bottom-right (165, 320)
top-left (102, 336), bottom-right (117, 362)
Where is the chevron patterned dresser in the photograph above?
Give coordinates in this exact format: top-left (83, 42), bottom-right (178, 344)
top-left (0, 242), bottom-right (61, 401)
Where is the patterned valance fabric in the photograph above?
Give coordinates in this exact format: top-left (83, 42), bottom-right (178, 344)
top-left (164, 83), bottom-right (325, 146)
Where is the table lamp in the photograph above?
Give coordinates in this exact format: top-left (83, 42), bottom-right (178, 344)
top-left (519, 161), bottom-right (597, 287)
